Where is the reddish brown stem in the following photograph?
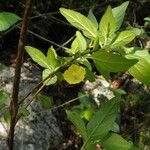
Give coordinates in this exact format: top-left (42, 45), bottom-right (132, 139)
top-left (7, 0), bottom-right (32, 149)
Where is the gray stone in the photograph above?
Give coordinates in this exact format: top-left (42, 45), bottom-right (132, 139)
top-left (83, 78), bottom-right (114, 105)
top-left (0, 63), bottom-right (63, 150)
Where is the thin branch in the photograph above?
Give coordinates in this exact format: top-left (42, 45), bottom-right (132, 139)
top-left (7, 0), bottom-right (32, 149)
top-left (30, 94), bottom-right (86, 117)
top-left (26, 29), bottom-right (68, 50)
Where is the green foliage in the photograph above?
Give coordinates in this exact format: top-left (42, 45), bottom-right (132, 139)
top-left (0, 90), bottom-right (9, 108)
top-left (112, 1), bottom-right (129, 31)
top-left (127, 54), bottom-right (150, 86)
top-left (42, 68), bottom-right (57, 85)
top-left (101, 133), bottom-right (132, 150)
top-left (67, 110), bottom-right (88, 141)
top-left (37, 93), bottom-right (52, 109)
top-left (25, 46), bottom-right (51, 69)
top-left (67, 97), bottom-right (136, 150)
top-left (3, 109), bottom-right (11, 125)
top-left (47, 46), bottom-right (60, 69)
top-left (87, 9), bottom-right (98, 29)
top-left (86, 98), bottom-right (120, 142)
top-left (112, 31), bottom-right (136, 47)
top-left (18, 108), bottom-right (30, 117)
top-left (0, 64), bottom-right (5, 72)
top-left (144, 17), bottom-right (150, 26)
top-left (70, 92), bottom-right (94, 121)
top-left (90, 51), bottom-right (137, 79)
top-left (25, 46), bottom-right (60, 85)
top-left (0, 12), bottom-right (21, 31)
top-left (66, 31), bottom-right (87, 55)
top-left (63, 64), bottom-right (86, 84)
top-left (60, 8), bottom-right (97, 39)
top-left (99, 6), bottom-right (116, 46)
top-left (25, 2), bottom-right (149, 149)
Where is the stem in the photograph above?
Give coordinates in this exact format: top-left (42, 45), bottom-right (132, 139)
top-left (7, 0), bottom-right (32, 149)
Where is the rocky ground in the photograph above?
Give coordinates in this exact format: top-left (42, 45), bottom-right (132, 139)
top-left (0, 62), bottom-right (63, 150)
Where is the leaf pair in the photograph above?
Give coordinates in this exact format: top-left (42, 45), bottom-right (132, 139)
top-left (25, 46), bottom-right (59, 85)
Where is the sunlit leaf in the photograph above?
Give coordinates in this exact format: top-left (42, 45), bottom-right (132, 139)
top-left (25, 46), bottom-right (51, 69)
top-left (127, 54), bottom-right (150, 86)
top-left (42, 68), bottom-right (57, 85)
top-left (63, 64), bottom-right (86, 84)
top-left (81, 108), bottom-right (94, 121)
top-left (88, 9), bottom-right (98, 29)
top-left (99, 6), bottom-right (116, 45)
top-left (47, 46), bottom-right (60, 69)
top-left (0, 12), bottom-right (21, 31)
top-left (67, 31), bottom-right (87, 54)
top-left (60, 8), bottom-right (97, 39)
top-left (112, 31), bottom-right (136, 47)
top-left (112, 1), bottom-right (129, 31)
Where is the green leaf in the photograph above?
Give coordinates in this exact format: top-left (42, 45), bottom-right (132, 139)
top-left (78, 92), bottom-right (93, 107)
top-left (60, 8), bottom-right (97, 39)
top-left (25, 46), bottom-right (51, 69)
top-left (18, 108), bottom-right (30, 117)
top-left (126, 26), bottom-right (144, 36)
top-left (0, 64), bottom-right (5, 72)
top-left (42, 68), bottom-right (57, 85)
top-left (81, 108), bottom-right (94, 121)
top-left (66, 110), bottom-right (88, 141)
top-left (90, 51), bottom-right (138, 79)
top-left (112, 1), bottom-right (129, 31)
top-left (0, 90), bottom-right (9, 108)
top-left (88, 9), bottom-right (98, 29)
top-left (85, 68), bottom-right (96, 82)
top-left (111, 122), bottom-right (120, 132)
top-left (99, 6), bottom-right (116, 45)
top-left (63, 64), bottom-right (86, 84)
top-left (75, 31), bottom-right (87, 52)
top-left (112, 31), bottom-right (136, 47)
top-left (37, 93), bottom-right (52, 109)
top-left (0, 12), bottom-right (21, 31)
top-left (87, 98), bottom-right (120, 141)
top-left (77, 58), bottom-right (92, 71)
top-left (122, 47), bottom-right (149, 55)
top-left (127, 54), bottom-right (150, 86)
top-left (3, 109), bottom-right (11, 125)
top-left (47, 46), bottom-right (59, 69)
top-left (67, 31), bottom-right (87, 55)
top-left (86, 143), bottom-right (96, 150)
top-left (101, 133), bottom-right (132, 150)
